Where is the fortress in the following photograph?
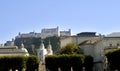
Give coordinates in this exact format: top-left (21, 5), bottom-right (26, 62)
top-left (16, 27), bottom-right (71, 39)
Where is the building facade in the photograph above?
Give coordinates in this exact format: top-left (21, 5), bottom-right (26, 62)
top-left (60, 32), bottom-right (120, 70)
top-left (60, 32), bottom-right (99, 47)
top-left (16, 27), bottom-right (71, 39)
top-left (60, 29), bottom-right (71, 37)
top-left (0, 44), bottom-right (29, 56)
top-left (41, 27), bottom-right (60, 39)
top-left (16, 32), bottom-right (41, 38)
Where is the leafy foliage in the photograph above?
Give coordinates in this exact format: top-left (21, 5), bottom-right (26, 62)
top-left (26, 56), bottom-right (39, 71)
top-left (32, 37), bottom-right (42, 48)
top-left (0, 56), bottom-right (39, 71)
top-left (106, 49), bottom-right (120, 70)
top-left (15, 36), bottom-right (60, 55)
top-left (44, 36), bottom-right (60, 53)
top-left (84, 55), bottom-right (93, 71)
top-left (45, 54), bottom-right (93, 71)
top-left (45, 55), bottom-right (59, 71)
top-left (59, 43), bottom-right (80, 54)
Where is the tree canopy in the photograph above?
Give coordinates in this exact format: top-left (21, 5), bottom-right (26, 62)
top-left (59, 43), bottom-right (80, 54)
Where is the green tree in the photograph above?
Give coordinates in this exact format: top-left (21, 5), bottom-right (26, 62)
top-left (59, 43), bottom-right (80, 54)
top-left (44, 36), bottom-right (60, 53)
top-left (32, 37), bottom-right (41, 48)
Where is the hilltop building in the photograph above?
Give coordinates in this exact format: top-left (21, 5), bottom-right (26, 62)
top-left (60, 29), bottom-right (71, 37)
top-left (15, 27), bottom-right (71, 39)
top-left (14, 27), bottom-right (69, 55)
top-left (16, 32), bottom-right (41, 38)
top-left (41, 27), bottom-right (60, 39)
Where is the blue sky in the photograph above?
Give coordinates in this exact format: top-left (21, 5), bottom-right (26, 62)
top-left (0, 0), bottom-right (120, 43)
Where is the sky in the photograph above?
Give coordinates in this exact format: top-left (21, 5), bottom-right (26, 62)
top-left (0, 0), bottom-right (120, 43)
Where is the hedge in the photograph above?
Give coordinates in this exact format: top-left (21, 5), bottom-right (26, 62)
top-left (26, 56), bottom-right (39, 71)
top-left (106, 49), bottom-right (120, 70)
top-left (70, 55), bottom-right (84, 71)
top-left (84, 56), bottom-right (93, 71)
top-left (45, 55), bottom-right (59, 71)
top-left (59, 55), bottom-right (72, 71)
top-left (45, 54), bottom-right (93, 71)
top-left (0, 56), bottom-right (39, 71)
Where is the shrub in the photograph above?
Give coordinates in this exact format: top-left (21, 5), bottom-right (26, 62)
top-left (59, 55), bottom-right (71, 71)
top-left (106, 49), bottom-right (120, 70)
top-left (0, 56), bottom-right (39, 71)
top-left (45, 55), bottom-right (59, 71)
top-left (84, 56), bottom-right (93, 71)
top-left (10, 56), bottom-right (26, 71)
top-left (0, 57), bottom-right (11, 71)
top-left (45, 54), bottom-right (85, 71)
top-left (26, 55), bottom-right (39, 71)
top-left (59, 43), bottom-right (80, 54)
top-left (0, 56), bottom-right (26, 71)
top-left (70, 54), bottom-right (85, 71)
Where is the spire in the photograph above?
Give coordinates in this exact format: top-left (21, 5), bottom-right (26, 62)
top-left (20, 43), bottom-right (29, 54)
top-left (47, 40), bottom-right (52, 50)
top-left (39, 40), bottom-right (45, 50)
top-left (21, 43), bottom-right (24, 48)
top-left (47, 40), bottom-right (53, 55)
